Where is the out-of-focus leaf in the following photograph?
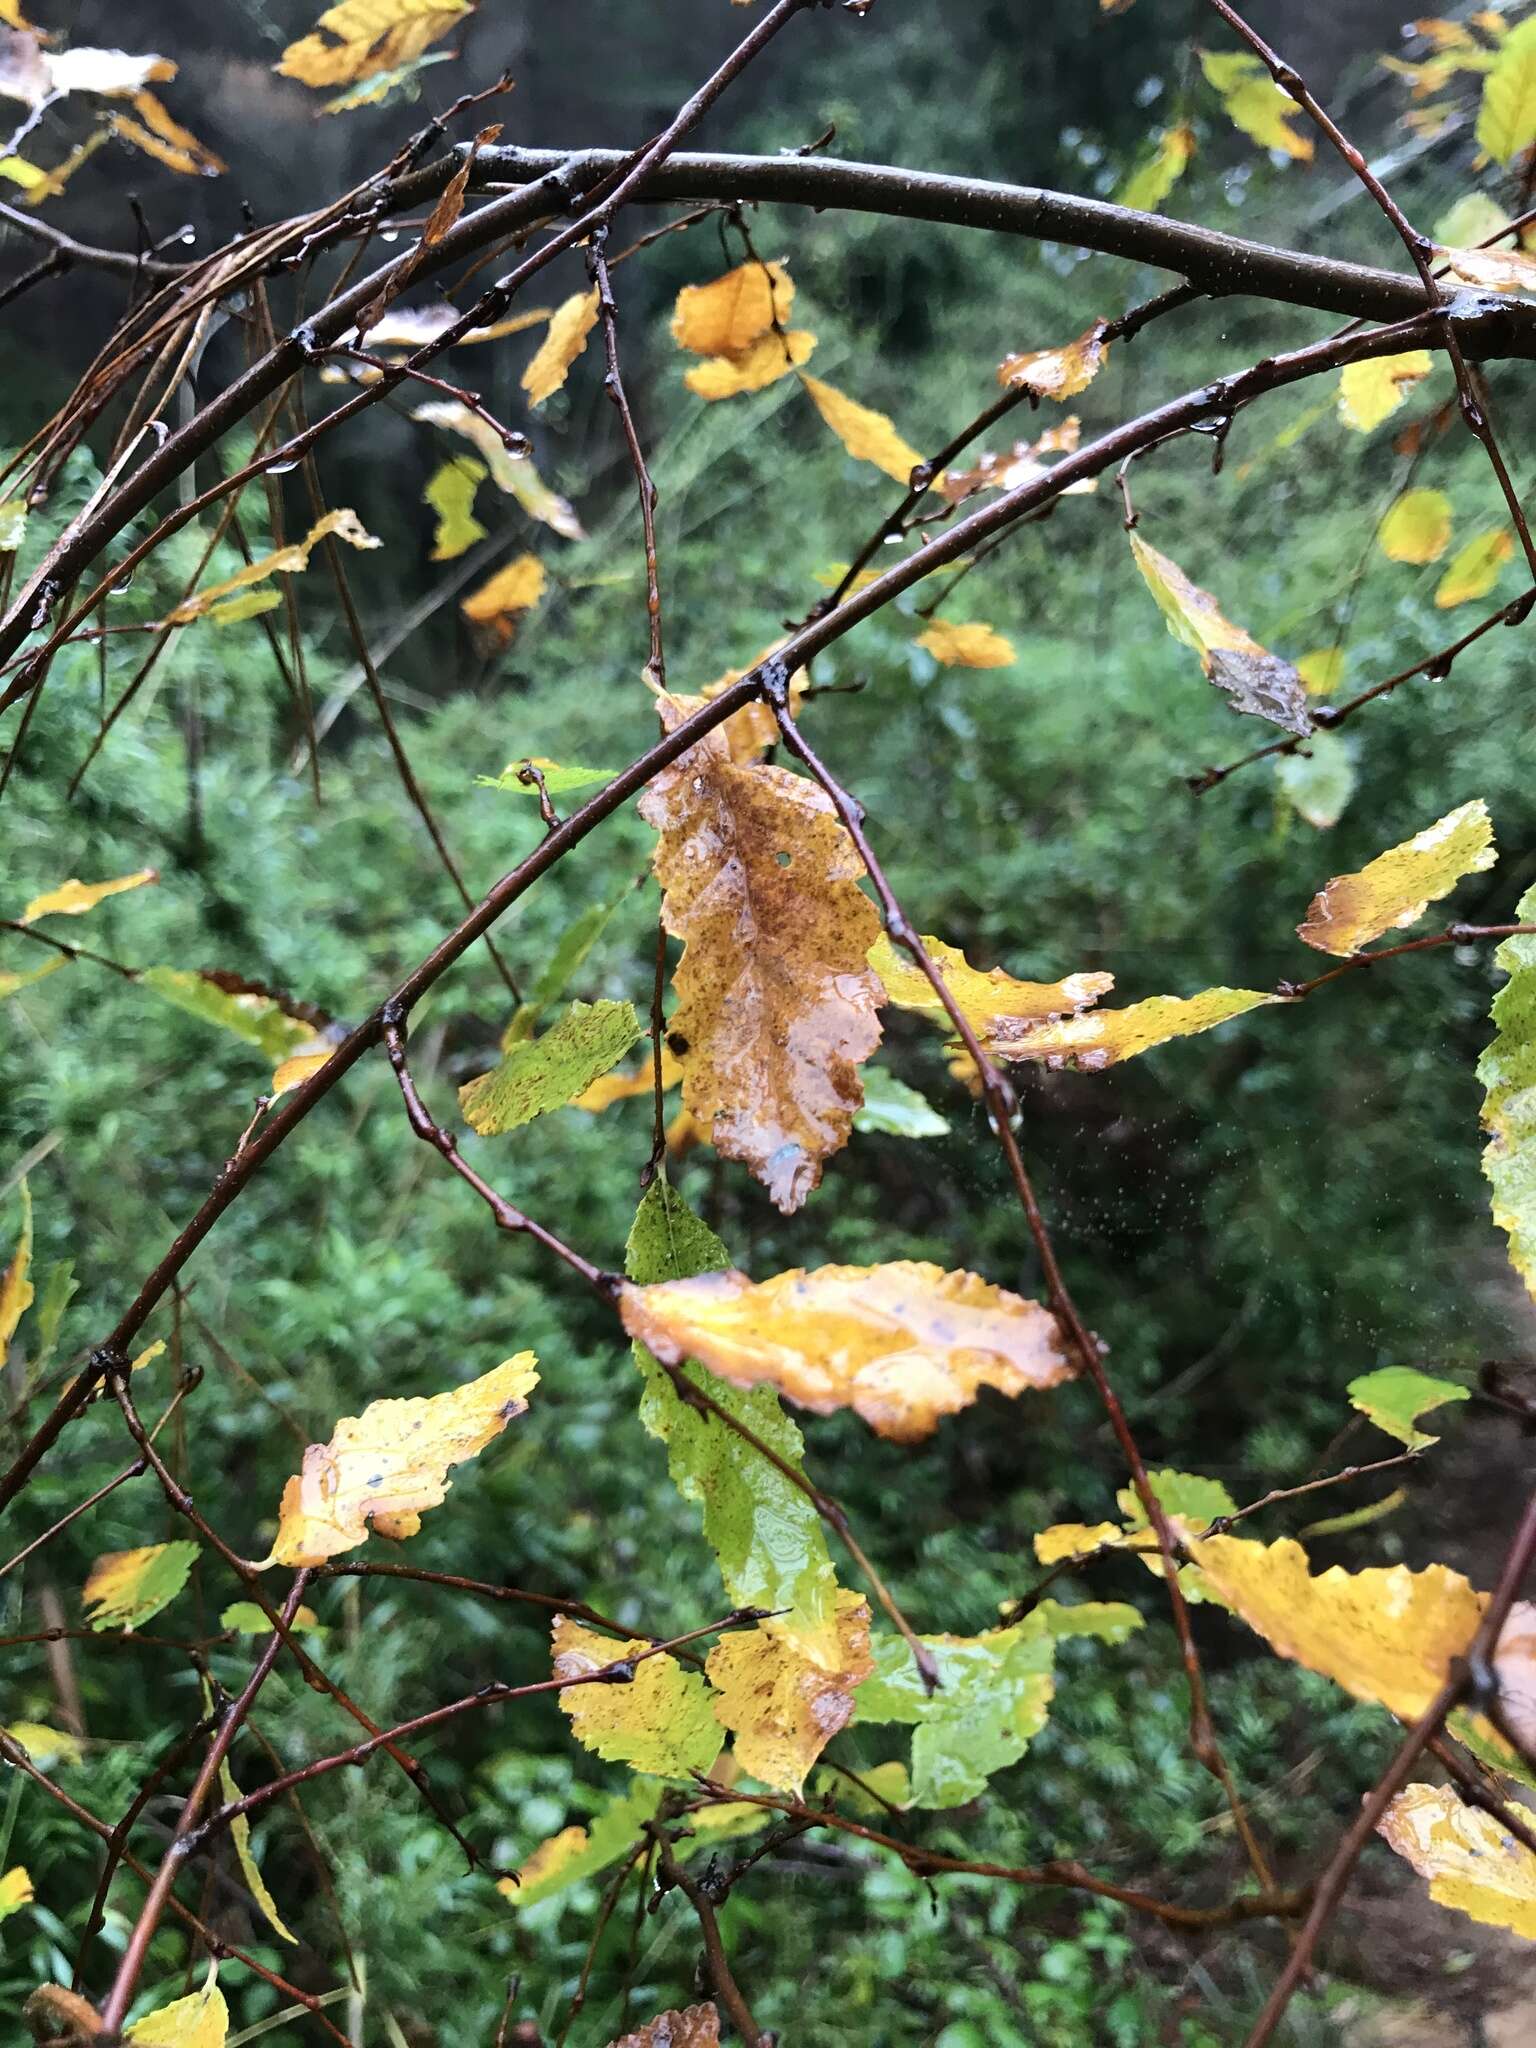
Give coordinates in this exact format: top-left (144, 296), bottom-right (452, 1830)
top-left (499, 1780), bottom-right (663, 1909)
top-left (1, 1178), bottom-right (33, 1351)
top-left (461, 552), bottom-right (546, 643)
top-left (1119, 122), bottom-right (1196, 212)
top-left (1337, 351), bottom-right (1433, 432)
top-left (424, 455), bottom-right (487, 560)
top-left (1477, 16), bottom-right (1536, 162)
top-left (1435, 240), bottom-right (1536, 292)
top-left (1434, 192), bottom-right (1510, 247)
top-left (1130, 532), bottom-right (1310, 736)
top-left (350, 304), bottom-right (551, 352)
top-left (552, 1616), bottom-right (721, 1779)
top-left (109, 90), bottom-right (223, 177)
top-left (270, 1042), bottom-right (336, 1099)
top-left (219, 1754), bottom-right (297, 1943)
top-left (705, 1594), bottom-right (873, 1792)
top-left (853, 1066), bottom-right (949, 1138)
top-left (639, 691), bottom-right (883, 1212)
top-left (936, 416), bottom-right (1093, 506)
top-left (125, 1969), bottom-right (228, 2047)
top-left (606, 2005), bottom-right (721, 2048)
top-left (480, 755), bottom-right (614, 799)
top-left (0, 957), bottom-right (65, 1000)
top-left (917, 619), bottom-right (1015, 668)
top-left (459, 999), bottom-right (639, 1135)
top-left (997, 318), bottom-right (1110, 400)
top-left (522, 288), bottom-right (599, 405)
top-left (1379, 487), bottom-right (1453, 563)
top-left (1299, 1488), bottom-right (1408, 1539)
top-left (168, 509), bottom-right (379, 623)
top-left (277, 0), bottom-right (471, 88)
top-left (1296, 798), bottom-right (1495, 955)
top-left (0, 1867), bottom-right (32, 1922)
top-left (869, 930), bottom-right (1111, 1043)
top-left (1348, 1366), bottom-right (1469, 1448)
top-left (29, 1256), bottom-right (75, 1372)
top-left (260, 1354), bottom-right (538, 1567)
top-left (322, 47), bottom-right (452, 110)
top-left (1380, 1783), bottom-right (1536, 1937)
top-left (810, 1759), bottom-right (911, 1814)
top-left (501, 879), bottom-right (637, 1047)
top-left (1479, 884), bottom-right (1536, 1301)
top-left (799, 373), bottom-right (923, 484)
top-left (1199, 47), bottom-right (1313, 158)
top-left (672, 261), bottom-right (793, 355)
top-left (991, 987), bottom-right (1280, 1070)
top-left (1277, 731), bottom-right (1356, 829)
top-left (20, 868), bottom-right (156, 922)
top-left (1435, 527), bottom-right (1513, 607)
top-left (84, 1541), bottom-right (200, 1631)
top-left (3, 1722), bottom-right (83, 1770)
top-left (574, 1044), bottom-right (682, 1111)
top-left (1296, 647), bottom-right (1344, 695)
top-left (138, 967), bottom-right (319, 1062)
top-left (412, 399), bottom-right (585, 539)
top-left (685, 328), bottom-right (816, 399)
top-left (620, 1258), bottom-right (1071, 1444)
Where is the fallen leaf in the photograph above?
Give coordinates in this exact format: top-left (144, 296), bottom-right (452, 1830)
top-left (619, 1259), bottom-right (1071, 1443)
top-left (799, 373), bottom-right (923, 484)
top-left (1435, 527), bottom-right (1513, 608)
top-left (1379, 487), bottom-right (1453, 563)
top-left (460, 552), bottom-right (546, 644)
top-left (1347, 1366), bottom-right (1469, 1448)
top-left (868, 930), bottom-right (1112, 1042)
top-left (671, 261), bottom-right (793, 355)
top-left (1380, 1783), bottom-right (1536, 1936)
top-left (917, 619), bottom-right (1016, 668)
top-left (261, 1354), bottom-right (538, 1567)
top-left (459, 999), bottom-right (639, 1134)
top-left (168, 509), bottom-right (379, 623)
top-left (684, 328), bottom-right (816, 399)
top-left (606, 2006), bottom-right (721, 2048)
top-left (704, 1592), bottom-right (873, 1791)
top-left (1296, 798), bottom-right (1495, 955)
top-left (1337, 351), bottom-right (1433, 433)
top-left (997, 318), bottom-right (1110, 399)
top-left (20, 867), bottom-right (156, 922)
top-left (553, 1616), bottom-right (722, 1779)
top-left (84, 1541), bottom-right (200, 1631)
top-left (277, 0), bottom-right (472, 88)
top-left (1129, 533), bottom-right (1310, 736)
top-left (990, 987), bottom-right (1280, 1070)
top-left (522, 288), bottom-right (599, 405)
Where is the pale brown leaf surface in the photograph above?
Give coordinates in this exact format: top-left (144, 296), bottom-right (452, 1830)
top-left (638, 693), bottom-right (882, 1211)
top-left (868, 931), bottom-right (1112, 1041)
top-left (989, 988), bottom-right (1280, 1071)
top-left (1129, 533), bottom-right (1310, 736)
top-left (619, 1259), bottom-right (1072, 1442)
top-left (997, 318), bottom-right (1110, 399)
top-left (1296, 799), bottom-right (1495, 955)
top-left (705, 1593), bottom-right (874, 1790)
top-left (936, 416), bottom-right (1091, 505)
top-left (607, 2007), bottom-right (721, 2048)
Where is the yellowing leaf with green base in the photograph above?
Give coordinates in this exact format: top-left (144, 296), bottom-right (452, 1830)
top-left (168, 508), bottom-right (379, 623)
top-left (1129, 532), bottom-right (1310, 736)
top-left (1435, 528), bottom-right (1513, 608)
top-left (685, 329), bottom-right (815, 399)
top-left (277, 0), bottom-right (471, 88)
top-left (991, 987), bottom-right (1280, 1070)
top-left (522, 288), bottom-right (599, 405)
top-left (262, 1354), bottom-right (537, 1567)
top-left (1348, 1366), bottom-right (1469, 1448)
top-left (412, 399), bottom-right (585, 539)
top-left (1380, 1783), bottom-right (1536, 1937)
top-left (126, 1967), bottom-right (228, 2047)
top-left (424, 455), bottom-right (486, 560)
top-left (620, 1258), bottom-right (1071, 1444)
top-left (1479, 885), bottom-right (1536, 1302)
top-left (499, 1780), bottom-right (663, 1908)
top-left (1337, 351), bottom-right (1433, 433)
top-left (221, 1601), bottom-right (322, 1635)
top-left (1477, 16), bottom-right (1536, 163)
top-left (461, 552), bottom-right (546, 644)
top-left (138, 968), bottom-right (318, 1062)
top-left (705, 1593), bottom-right (873, 1792)
top-left (84, 1541), bottom-right (200, 1631)
top-left (460, 1000), bottom-right (639, 1135)
top-left (671, 261), bottom-right (793, 356)
top-left (552, 1617), bottom-right (721, 1779)
top-left (219, 1754), bottom-right (297, 1943)
top-left (800, 374), bottom-right (923, 484)
top-left (20, 867), bottom-right (155, 922)
top-left (0, 1866), bottom-right (33, 1921)
top-left (1119, 122), bottom-right (1196, 213)
top-left (1296, 798), bottom-right (1495, 955)
top-left (1, 1178), bottom-right (32, 1350)
top-left (1379, 488), bottom-right (1452, 564)
top-left (917, 619), bottom-right (1015, 668)
top-left (997, 318), bottom-right (1110, 400)
top-left (869, 931), bottom-right (1112, 1043)
top-left (1199, 48), bottom-right (1313, 158)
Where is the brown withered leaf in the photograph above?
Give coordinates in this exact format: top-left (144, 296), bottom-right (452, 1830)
top-left (618, 1259), bottom-right (1072, 1442)
top-left (705, 1593), bottom-right (874, 1791)
top-left (998, 318), bottom-right (1110, 399)
top-left (1296, 799), bottom-right (1495, 956)
top-left (1130, 533), bottom-right (1311, 736)
top-left (606, 2007), bottom-right (721, 2048)
top-left (637, 693), bottom-right (882, 1211)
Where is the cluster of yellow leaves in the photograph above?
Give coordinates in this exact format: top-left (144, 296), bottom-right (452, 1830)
top-left (168, 508), bottom-right (379, 626)
top-left (277, 0), bottom-right (471, 89)
top-left (261, 1355), bottom-right (538, 1567)
top-left (1296, 798), bottom-right (1495, 955)
top-left (619, 1259), bottom-right (1071, 1443)
top-left (997, 318), bottom-right (1110, 401)
top-left (672, 260), bottom-right (815, 400)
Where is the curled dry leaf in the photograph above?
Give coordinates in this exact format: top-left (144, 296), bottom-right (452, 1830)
top-left (261, 1354), bottom-right (538, 1567)
top-left (1336, 350), bottom-right (1433, 433)
top-left (799, 373), bottom-right (924, 484)
top-left (1296, 798), bottom-right (1495, 956)
top-left (1379, 1783), bottom-right (1536, 1938)
top-left (84, 1541), bottom-right (200, 1632)
top-left (868, 930), bottom-right (1111, 1042)
top-left (168, 508), bottom-right (379, 623)
top-left (619, 1258), bottom-right (1072, 1443)
top-left (997, 317), bottom-right (1110, 400)
top-left (917, 620), bottom-right (1016, 668)
top-left (639, 692), bottom-right (882, 1212)
top-left (991, 987), bottom-right (1279, 1071)
top-left (552, 1617), bottom-right (721, 1779)
top-left (705, 1593), bottom-right (873, 1792)
top-left (671, 260), bottom-right (793, 356)
top-left (460, 551), bottom-right (546, 645)
top-left (606, 2005), bottom-right (721, 2048)
top-left (1129, 533), bottom-right (1310, 736)
top-left (277, 0), bottom-right (472, 88)
top-left (1435, 527), bottom-right (1513, 608)
top-left (1480, 888), bottom-right (1536, 1302)
top-left (110, 90), bottom-right (224, 178)
top-left (20, 867), bottom-right (156, 922)
top-left (522, 288), bottom-right (599, 406)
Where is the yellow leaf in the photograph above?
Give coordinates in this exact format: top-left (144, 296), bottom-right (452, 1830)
top-left (868, 931), bottom-right (1112, 1042)
top-left (0, 1866), bottom-right (32, 1921)
top-left (0, 154), bottom-right (43, 190)
top-left (1380, 1784), bottom-right (1536, 1937)
top-left (1129, 532), bottom-right (1310, 735)
top-left (1296, 646), bottom-right (1345, 695)
top-left (1296, 798), bottom-right (1495, 955)
top-left (1119, 122), bottom-right (1196, 213)
top-left (1435, 240), bottom-right (1536, 293)
top-left (1033, 1521), bottom-right (1124, 1565)
top-left (552, 1617), bottom-right (721, 1778)
top-left (799, 373), bottom-right (923, 484)
top-left (1477, 17), bottom-right (1536, 163)
top-left (671, 261), bottom-right (793, 356)
top-left (1, 1178), bottom-right (33, 1350)
top-left (109, 90), bottom-right (224, 177)
top-left (168, 508), bottom-right (379, 623)
top-left (219, 1755), bottom-right (297, 1943)
top-left (572, 1045), bottom-right (684, 1111)
top-left (277, 0), bottom-right (472, 88)
top-left (1185, 1534), bottom-right (1483, 1719)
top-left (705, 1593), bottom-right (874, 1792)
top-left (261, 1354), bottom-right (538, 1567)
top-left (2, 1721), bottom-right (83, 1770)
top-left (639, 691), bottom-right (883, 1212)
top-left (1199, 48), bottom-right (1314, 159)
top-left (126, 1968), bottom-right (228, 2048)
top-left (990, 988), bottom-right (1280, 1070)
top-left (607, 2007), bottom-right (721, 2048)
top-left (684, 327), bottom-right (815, 399)
top-left (1337, 350), bottom-right (1433, 432)
top-left (917, 620), bottom-right (1016, 668)
top-left (521, 288), bottom-right (599, 406)
top-left (619, 1259), bottom-right (1071, 1444)
top-left (1435, 527), bottom-right (1514, 608)
top-left (83, 1541), bottom-right (199, 1631)
top-left (413, 399), bottom-right (585, 539)
top-left (20, 867), bottom-right (156, 922)
top-left (1379, 487), bottom-right (1453, 564)
top-left (997, 318), bottom-right (1110, 400)
top-left (461, 552), bottom-right (546, 644)
top-left (423, 455), bottom-right (487, 560)
top-left (683, 651), bottom-right (807, 764)
top-left (269, 1045), bottom-right (334, 1099)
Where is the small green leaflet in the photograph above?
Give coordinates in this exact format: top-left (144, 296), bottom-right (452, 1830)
top-left (459, 999), bottom-right (640, 1135)
top-left (1117, 1468), bottom-right (1236, 1532)
top-left (626, 1179), bottom-right (840, 1642)
top-left (425, 456), bottom-right (488, 561)
top-left (1277, 732), bottom-right (1355, 831)
top-left (220, 1601), bottom-right (324, 1636)
top-left (502, 880), bottom-right (637, 1047)
top-left (479, 758), bottom-right (618, 798)
top-left (84, 1541), bottom-right (200, 1632)
top-left (811, 1759), bottom-right (911, 1814)
top-left (854, 1066), bottom-right (950, 1138)
top-left (854, 1600), bottom-right (1141, 1809)
top-left (138, 968), bottom-right (313, 1061)
top-left (501, 1779), bottom-right (663, 1909)
top-left (1479, 885), bottom-right (1536, 1304)
top-left (1347, 1367), bottom-right (1469, 1449)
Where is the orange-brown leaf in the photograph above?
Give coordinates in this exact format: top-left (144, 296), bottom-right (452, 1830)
top-left (606, 2007), bottom-right (721, 2048)
top-left (997, 318), bottom-right (1110, 400)
top-left (1296, 799), bottom-right (1495, 956)
top-left (671, 261), bottom-right (793, 356)
top-left (705, 1593), bottom-right (873, 1791)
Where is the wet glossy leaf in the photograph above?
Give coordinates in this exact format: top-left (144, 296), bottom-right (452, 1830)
top-left (1435, 240), bottom-right (1536, 293)
top-left (620, 1258), bottom-right (1071, 1444)
top-left (1277, 731), bottom-right (1356, 830)
top-left (168, 508), bottom-right (379, 623)
top-left (671, 260), bottom-right (793, 356)
top-left (139, 967), bottom-right (318, 1062)
top-left (1199, 48), bottom-right (1313, 158)
top-left (1296, 798), bottom-right (1495, 955)
top-left (424, 455), bottom-right (487, 559)
top-left (0, 1179), bottom-right (32, 1350)
top-left (1035, 1470), bottom-right (1233, 1600)
top-left (991, 987), bottom-right (1280, 1070)
top-left (1348, 1366), bottom-right (1469, 1448)
top-left (523, 288), bottom-right (599, 405)
top-left (20, 867), bottom-right (156, 922)
top-left (936, 416), bottom-right (1093, 506)
top-left (853, 1065), bottom-right (949, 1138)
top-left (0, 1866), bottom-right (32, 1922)
top-left (607, 2005), bottom-right (721, 2048)
top-left (1379, 487), bottom-right (1453, 563)
top-left (639, 692), bottom-right (882, 1211)
top-left (1435, 527), bottom-right (1514, 608)
top-left (413, 399), bottom-right (585, 539)
top-left (461, 552), bottom-right (546, 643)
top-left (1479, 885), bottom-right (1536, 1301)
top-left (552, 1616), bottom-right (721, 1779)
top-left (705, 1593), bottom-right (873, 1792)
top-left (219, 1754), bottom-right (297, 1943)
top-left (799, 373), bottom-right (923, 484)
top-left (1129, 533), bottom-right (1310, 735)
top-left (499, 1780), bottom-right (663, 1908)
top-left (684, 328), bottom-right (816, 399)
top-left (1477, 16), bottom-right (1536, 162)
top-left (459, 999), bottom-right (639, 1135)
top-left (916, 619), bottom-right (1015, 668)
top-left (277, 0), bottom-right (472, 88)
top-left (1337, 350), bottom-right (1433, 432)
top-left (261, 1354), bottom-right (538, 1567)
top-left (997, 317), bottom-right (1110, 399)
top-left (125, 1970), bottom-right (228, 2047)
top-left (1119, 122), bottom-right (1196, 212)
top-left (869, 930), bottom-right (1112, 1043)
top-left (1380, 1783), bottom-right (1536, 1936)
top-left (84, 1541), bottom-right (200, 1631)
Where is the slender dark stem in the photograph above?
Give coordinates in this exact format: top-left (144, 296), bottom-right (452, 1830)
top-left (590, 232), bottom-right (665, 688)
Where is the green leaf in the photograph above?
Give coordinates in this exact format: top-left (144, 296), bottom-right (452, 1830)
top-left (220, 1754), bottom-right (298, 1943)
top-left (855, 1621), bottom-right (1059, 1809)
top-left (500, 1780), bottom-right (663, 1909)
top-left (459, 999), bottom-right (640, 1135)
top-left (30, 1259), bottom-right (77, 1374)
top-left (1028, 1598), bottom-right (1145, 1645)
top-left (138, 968), bottom-right (314, 1062)
top-left (625, 1179), bottom-right (840, 1642)
top-left (84, 1541), bottom-right (200, 1631)
top-left (1479, 886), bottom-right (1536, 1303)
top-left (1115, 1468), bottom-right (1236, 1531)
top-left (479, 758), bottom-right (618, 798)
top-left (1478, 17), bottom-right (1536, 165)
top-left (425, 456), bottom-right (488, 561)
top-left (853, 1066), bottom-right (950, 1138)
top-left (1348, 1367), bottom-right (1469, 1449)
top-left (1277, 732), bottom-right (1355, 830)
top-left (811, 1759), bottom-right (911, 1814)
top-left (220, 1601), bottom-right (324, 1636)
top-left (0, 497), bottom-right (25, 553)
top-left (502, 879), bottom-right (637, 1047)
